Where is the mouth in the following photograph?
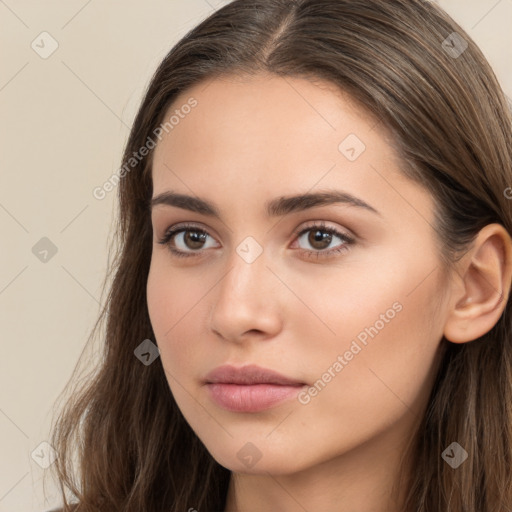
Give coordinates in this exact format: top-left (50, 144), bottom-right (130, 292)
top-left (205, 383), bottom-right (306, 412)
top-left (204, 364), bottom-right (307, 412)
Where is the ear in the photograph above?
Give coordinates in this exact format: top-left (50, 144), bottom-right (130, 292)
top-left (443, 223), bottom-right (512, 344)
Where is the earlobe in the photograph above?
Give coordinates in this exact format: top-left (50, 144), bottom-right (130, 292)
top-left (443, 223), bottom-right (512, 344)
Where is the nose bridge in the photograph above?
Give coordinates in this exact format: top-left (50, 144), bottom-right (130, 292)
top-left (209, 235), bottom-right (282, 339)
top-left (220, 237), bottom-right (271, 302)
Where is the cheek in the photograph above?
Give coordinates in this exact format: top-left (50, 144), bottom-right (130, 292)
top-left (146, 258), bottom-right (201, 366)
top-left (293, 252), bottom-right (444, 436)
top-left (287, 240), bottom-right (442, 352)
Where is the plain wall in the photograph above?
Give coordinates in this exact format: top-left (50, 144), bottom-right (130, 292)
top-left (1, 1), bottom-right (511, 510)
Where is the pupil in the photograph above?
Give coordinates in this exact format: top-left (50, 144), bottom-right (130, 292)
top-left (186, 231), bottom-right (206, 249)
top-left (309, 229), bottom-right (331, 249)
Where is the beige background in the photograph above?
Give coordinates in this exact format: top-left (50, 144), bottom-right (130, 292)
top-left (0, 1), bottom-right (511, 510)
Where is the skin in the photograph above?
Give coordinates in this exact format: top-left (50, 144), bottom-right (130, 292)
top-left (146, 72), bottom-right (512, 512)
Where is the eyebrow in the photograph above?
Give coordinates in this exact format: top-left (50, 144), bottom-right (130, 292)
top-left (149, 189), bottom-right (381, 218)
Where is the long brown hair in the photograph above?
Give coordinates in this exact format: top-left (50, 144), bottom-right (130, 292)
top-left (48, 1), bottom-right (512, 510)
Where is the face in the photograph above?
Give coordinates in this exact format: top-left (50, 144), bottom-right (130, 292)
top-left (147, 72), bottom-right (450, 475)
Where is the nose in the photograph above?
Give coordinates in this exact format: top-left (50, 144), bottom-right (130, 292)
top-left (209, 244), bottom-right (283, 344)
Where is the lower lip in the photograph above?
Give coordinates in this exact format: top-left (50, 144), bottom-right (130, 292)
top-left (205, 383), bottom-right (305, 412)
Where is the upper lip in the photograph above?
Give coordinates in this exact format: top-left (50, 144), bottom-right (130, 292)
top-left (204, 364), bottom-right (305, 386)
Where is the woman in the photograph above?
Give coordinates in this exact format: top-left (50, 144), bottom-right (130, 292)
top-left (48, 0), bottom-right (512, 510)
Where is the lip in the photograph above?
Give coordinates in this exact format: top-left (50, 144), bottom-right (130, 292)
top-left (204, 364), bottom-right (307, 413)
top-left (204, 364), bottom-right (305, 386)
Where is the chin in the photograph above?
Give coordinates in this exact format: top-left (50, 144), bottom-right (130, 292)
top-left (203, 439), bottom-right (313, 475)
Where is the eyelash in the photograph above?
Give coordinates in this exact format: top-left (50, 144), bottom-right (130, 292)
top-left (157, 221), bottom-right (355, 260)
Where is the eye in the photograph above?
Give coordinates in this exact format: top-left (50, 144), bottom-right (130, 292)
top-left (157, 221), bottom-right (355, 260)
top-left (292, 221), bottom-right (355, 259)
top-left (157, 223), bottom-right (219, 258)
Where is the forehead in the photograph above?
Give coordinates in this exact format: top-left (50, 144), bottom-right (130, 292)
top-left (152, 73), bottom-right (396, 181)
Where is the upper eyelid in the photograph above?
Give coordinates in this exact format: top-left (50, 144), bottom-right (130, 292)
top-left (161, 219), bottom-right (349, 233)
top-left (162, 222), bottom-right (219, 241)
